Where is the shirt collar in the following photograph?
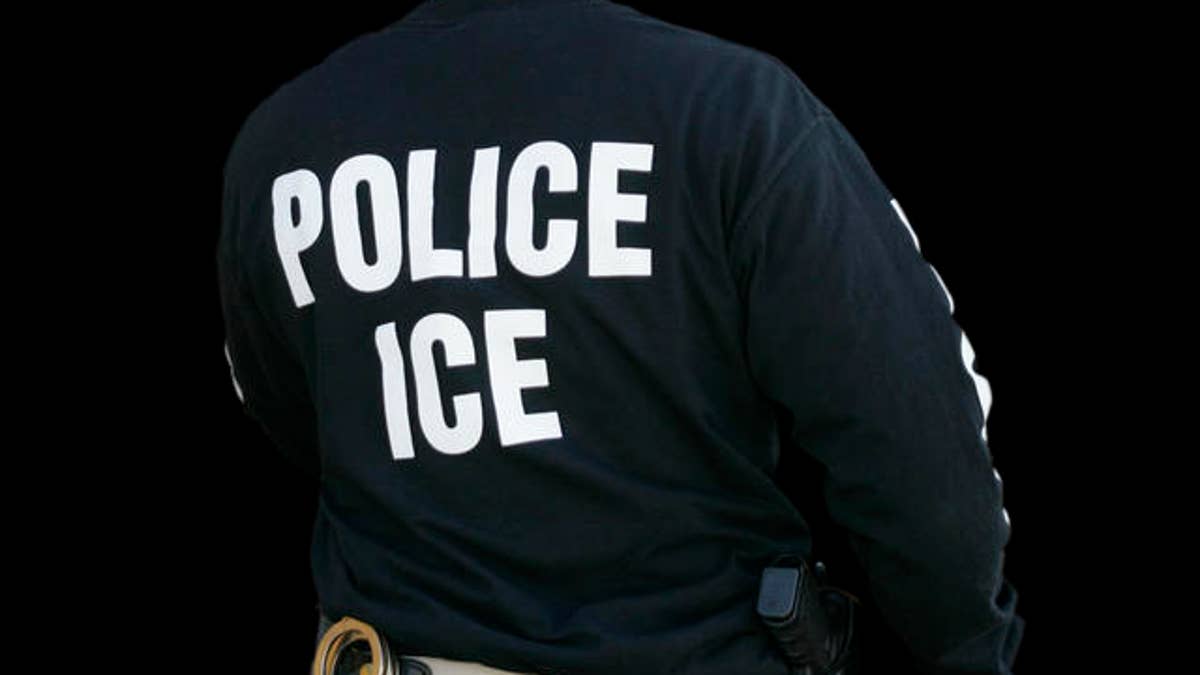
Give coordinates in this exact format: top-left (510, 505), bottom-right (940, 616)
top-left (397, 0), bottom-right (603, 24)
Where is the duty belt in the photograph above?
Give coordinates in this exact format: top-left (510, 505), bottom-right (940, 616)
top-left (312, 615), bottom-right (533, 675)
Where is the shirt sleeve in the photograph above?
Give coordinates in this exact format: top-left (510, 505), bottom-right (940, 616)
top-left (217, 160), bottom-right (321, 481)
top-left (727, 108), bottom-right (1025, 673)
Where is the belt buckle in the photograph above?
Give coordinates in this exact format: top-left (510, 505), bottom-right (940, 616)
top-left (314, 614), bottom-right (532, 675)
top-left (312, 615), bottom-right (404, 675)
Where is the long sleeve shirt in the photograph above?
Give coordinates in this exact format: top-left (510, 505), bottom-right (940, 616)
top-left (216, 1), bottom-right (1025, 672)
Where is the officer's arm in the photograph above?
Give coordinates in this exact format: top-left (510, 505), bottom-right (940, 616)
top-left (217, 162), bottom-right (320, 481)
top-left (727, 94), bottom-right (1024, 673)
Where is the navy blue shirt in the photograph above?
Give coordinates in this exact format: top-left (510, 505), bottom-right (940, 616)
top-left (216, 1), bottom-right (1024, 672)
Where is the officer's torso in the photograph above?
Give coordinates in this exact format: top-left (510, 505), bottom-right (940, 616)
top-left (221, 2), bottom-right (828, 672)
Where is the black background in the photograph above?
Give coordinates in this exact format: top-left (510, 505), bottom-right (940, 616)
top-left (82, 2), bottom-right (1101, 672)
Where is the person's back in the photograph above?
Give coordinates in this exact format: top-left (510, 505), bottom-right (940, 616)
top-left (217, 1), bottom-right (1024, 673)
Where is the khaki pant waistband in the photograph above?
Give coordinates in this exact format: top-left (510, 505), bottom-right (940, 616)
top-left (314, 613), bottom-right (534, 675)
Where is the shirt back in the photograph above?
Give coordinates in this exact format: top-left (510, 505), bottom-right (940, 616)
top-left (217, 1), bottom-right (1023, 673)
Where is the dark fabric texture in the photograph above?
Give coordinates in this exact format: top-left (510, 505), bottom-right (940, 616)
top-left (217, 1), bottom-right (1024, 673)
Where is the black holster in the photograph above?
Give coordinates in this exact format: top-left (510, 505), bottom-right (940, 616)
top-left (756, 554), bottom-right (860, 675)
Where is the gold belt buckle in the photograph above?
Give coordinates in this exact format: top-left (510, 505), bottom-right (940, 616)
top-left (312, 615), bottom-right (401, 675)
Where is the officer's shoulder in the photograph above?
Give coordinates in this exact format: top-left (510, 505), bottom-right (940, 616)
top-left (613, 7), bottom-right (780, 65)
top-left (220, 71), bottom-right (301, 187)
top-left (221, 29), bottom-right (374, 184)
top-left (604, 4), bottom-right (828, 118)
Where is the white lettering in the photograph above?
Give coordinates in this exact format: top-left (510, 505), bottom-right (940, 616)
top-left (408, 149), bottom-right (464, 282)
top-left (271, 168), bottom-right (323, 308)
top-left (890, 197), bottom-right (1007, 534)
top-left (330, 154), bottom-right (404, 294)
top-left (589, 141), bottom-right (654, 277)
top-left (375, 321), bottom-right (417, 460)
top-left (468, 146), bottom-right (500, 278)
top-left (484, 309), bottom-right (562, 447)
top-left (506, 141), bottom-right (578, 277)
top-left (264, 139), bottom-right (662, 464)
top-left (409, 313), bottom-right (484, 455)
